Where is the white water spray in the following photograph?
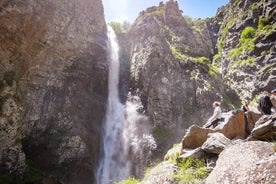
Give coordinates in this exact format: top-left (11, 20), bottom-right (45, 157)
top-left (96, 27), bottom-right (156, 184)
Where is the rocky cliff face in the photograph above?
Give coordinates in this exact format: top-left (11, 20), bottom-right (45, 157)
top-left (0, 0), bottom-right (108, 183)
top-left (218, 0), bottom-right (276, 100)
top-left (122, 0), bottom-right (276, 157)
top-left (127, 0), bottom-right (223, 156)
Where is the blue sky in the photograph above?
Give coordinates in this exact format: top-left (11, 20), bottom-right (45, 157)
top-left (102, 0), bottom-right (229, 23)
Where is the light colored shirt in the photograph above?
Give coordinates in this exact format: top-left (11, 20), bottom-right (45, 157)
top-left (214, 106), bottom-right (222, 119)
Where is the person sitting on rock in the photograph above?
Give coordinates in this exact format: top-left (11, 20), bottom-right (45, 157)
top-left (270, 89), bottom-right (276, 113)
top-left (203, 101), bottom-right (222, 128)
top-left (259, 91), bottom-right (273, 115)
top-left (242, 100), bottom-right (250, 112)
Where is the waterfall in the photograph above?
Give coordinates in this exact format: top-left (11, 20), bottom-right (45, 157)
top-left (96, 26), bottom-right (156, 184)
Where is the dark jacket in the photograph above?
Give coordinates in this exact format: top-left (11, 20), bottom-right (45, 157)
top-left (259, 96), bottom-right (273, 115)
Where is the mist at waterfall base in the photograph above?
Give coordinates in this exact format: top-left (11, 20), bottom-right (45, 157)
top-left (96, 26), bottom-right (157, 184)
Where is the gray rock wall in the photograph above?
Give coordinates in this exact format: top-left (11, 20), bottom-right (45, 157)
top-left (127, 0), bottom-right (222, 156)
top-left (218, 0), bottom-right (276, 100)
top-left (0, 0), bottom-right (108, 183)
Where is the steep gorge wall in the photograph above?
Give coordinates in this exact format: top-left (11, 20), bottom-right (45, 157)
top-left (218, 0), bottom-right (276, 100)
top-left (126, 1), bottom-right (223, 156)
top-left (0, 0), bottom-right (108, 183)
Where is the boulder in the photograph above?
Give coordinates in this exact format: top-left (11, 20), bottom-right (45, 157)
top-left (205, 141), bottom-right (275, 184)
top-left (201, 133), bottom-right (231, 154)
top-left (182, 110), bottom-right (252, 149)
top-left (178, 148), bottom-right (206, 161)
top-left (182, 125), bottom-right (214, 149)
top-left (245, 153), bottom-right (276, 184)
top-left (251, 113), bottom-right (276, 141)
top-left (141, 161), bottom-right (176, 184)
top-left (245, 111), bottom-right (262, 133)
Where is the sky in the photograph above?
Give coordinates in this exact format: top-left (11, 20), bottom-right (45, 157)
top-left (102, 0), bottom-right (229, 23)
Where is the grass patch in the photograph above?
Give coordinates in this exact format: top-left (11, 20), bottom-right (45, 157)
top-left (172, 157), bottom-right (208, 183)
top-left (240, 27), bottom-right (256, 43)
top-left (208, 63), bottom-right (220, 76)
top-left (164, 143), bottom-right (181, 161)
top-left (115, 177), bottom-right (140, 184)
top-left (228, 26), bottom-right (256, 67)
top-left (4, 71), bottom-right (16, 86)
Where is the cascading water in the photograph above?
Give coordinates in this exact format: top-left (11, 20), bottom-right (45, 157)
top-left (96, 26), bottom-right (156, 184)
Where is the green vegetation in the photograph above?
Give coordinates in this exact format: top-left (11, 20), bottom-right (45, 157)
top-left (4, 70), bottom-right (16, 86)
top-left (172, 157), bottom-right (208, 183)
top-left (64, 65), bottom-right (77, 73)
top-left (0, 159), bottom-right (46, 184)
top-left (153, 127), bottom-right (170, 142)
top-left (222, 92), bottom-right (241, 109)
top-left (208, 63), bottom-right (220, 76)
top-left (228, 26), bottom-right (256, 68)
top-left (108, 21), bottom-right (131, 35)
top-left (192, 18), bottom-right (206, 34)
top-left (183, 15), bottom-right (193, 25)
top-left (0, 175), bottom-right (23, 184)
top-left (116, 148), bottom-right (209, 184)
top-left (217, 18), bottom-right (234, 54)
top-left (236, 58), bottom-right (255, 67)
top-left (115, 177), bottom-right (140, 184)
top-left (138, 6), bottom-right (164, 21)
top-left (164, 144), bottom-right (181, 161)
top-left (240, 27), bottom-right (256, 42)
top-left (258, 17), bottom-right (269, 30)
top-left (24, 160), bottom-right (46, 182)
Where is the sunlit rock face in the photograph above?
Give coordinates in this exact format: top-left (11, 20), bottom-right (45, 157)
top-left (127, 0), bottom-right (222, 156)
top-left (218, 0), bottom-right (276, 99)
top-left (0, 0), bottom-right (108, 183)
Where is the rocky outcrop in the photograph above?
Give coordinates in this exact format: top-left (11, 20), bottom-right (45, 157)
top-left (201, 133), bottom-right (231, 154)
top-left (178, 110), bottom-right (276, 183)
top-left (128, 0), bottom-right (223, 156)
top-left (182, 110), bottom-right (260, 149)
top-left (205, 141), bottom-right (275, 184)
top-left (250, 113), bottom-right (276, 141)
top-left (0, 0), bottom-right (108, 183)
top-left (141, 161), bottom-right (176, 184)
top-left (139, 110), bottom-right (275, 184)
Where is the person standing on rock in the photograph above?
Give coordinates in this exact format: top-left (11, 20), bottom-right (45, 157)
top-left (259, 91), bottom-right (273, 115)
top-left (203, 101), bottom-right (222, 128)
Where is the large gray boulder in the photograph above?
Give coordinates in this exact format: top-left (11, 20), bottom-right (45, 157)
top-left (251, 113), bottom-right (276, 141)
top-left (201, 133), bottom-right (231, 154)
top-left (205, 141), bottom-right (275, 184)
